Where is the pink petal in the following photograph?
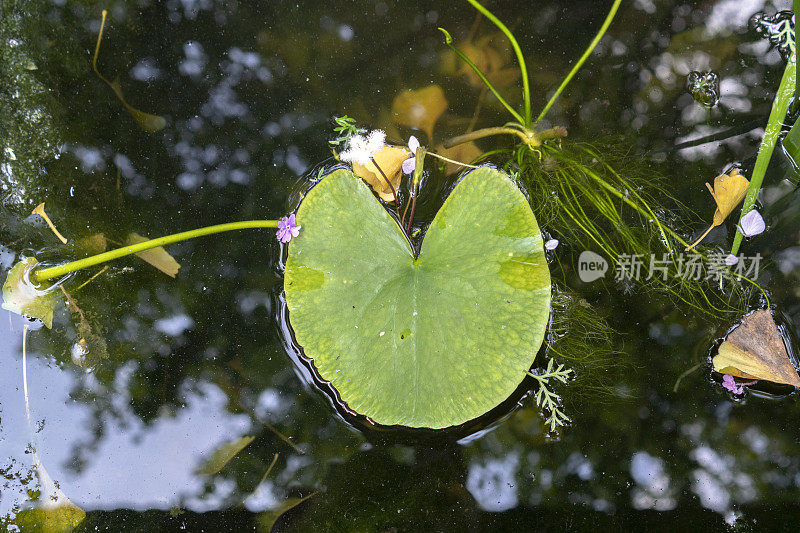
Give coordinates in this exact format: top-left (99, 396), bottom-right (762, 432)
top-left (402, 157), bottom-right (416, 175)
top-left (739, 209), bottom-right (765, 237)
top-left (408, 135), bottom-right (420, 153)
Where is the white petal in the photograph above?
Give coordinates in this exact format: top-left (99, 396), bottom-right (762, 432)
top-left (366, 130), bottom-right (386, 154)
top-left (348, 134), bottom-right (367, 152)
top-left (408, 135), bottom-right (420, 153)
top-left (402, 157), bottom-right (416, 175)
top-left (739, 209), bottom-right (765, 237)
top-left (545, 238), bottom-right (559, 251)
top-left (724, 254), bottom-right (739, 266)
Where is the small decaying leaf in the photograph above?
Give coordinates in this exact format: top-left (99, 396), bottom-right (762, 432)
top-left (2, 257), bottom-right (57, 328)
top-left (32, 203), bottom-right (68, 244)
top-left (126, 233), bottom-right (181, 277)
top-left (435, 141), bottom-right (483, 175)
top-left (351, 145), bottom-right (407, 202)
top-left (78, 233), bottom-right (108, 255)
top-left (93, 10), bottom-right (167, 132)
top-left (686, 168), bottom-right (749, 250)
top-left (713, 309), bottom-right (800, 387)
top-left (256, 491), bottom-right (318, 532)
top-left (449, 33), bottom-right (520, 90)
top-left (390, 85), bottom-right (448, 141)
top-left (198, 435), bottom-right (255, 475)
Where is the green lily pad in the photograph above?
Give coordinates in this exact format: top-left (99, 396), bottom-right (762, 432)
top-left (2, 257), bottom-right (57, 328)
top-left (284, 167), bottom-right (551, 429)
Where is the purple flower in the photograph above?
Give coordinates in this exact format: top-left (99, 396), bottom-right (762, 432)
top-left (402, 135), bottom-right (421, 175)
top-left (545, 238), bottom-right (559, 251)
top-left (276, 213), bottom-right (301, 243)
top-left (722, 374), bottom-right (744, 395)
top-left (724, 254), bottom-right (739, 266)
top-left (739, 209), bottom-right (765, 237)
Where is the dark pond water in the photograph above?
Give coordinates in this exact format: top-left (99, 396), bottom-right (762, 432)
top-left (3, 0), bottom-right (800, 530)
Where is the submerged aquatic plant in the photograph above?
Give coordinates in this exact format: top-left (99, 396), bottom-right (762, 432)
top-left (527, 359), bottom-right (573, 433)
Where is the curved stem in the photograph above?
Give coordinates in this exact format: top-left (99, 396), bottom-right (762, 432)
top-left (438, 28), bottom-right (525, 125)
top-left (535, 0), bottom-right (622, 123)
top-left (426, 151), bottom-right (480, 169)
top-left (34, 220), bottom-right (278, 283)
top-left (684, 225), bottom-right (714, 251)
top-left (443, 126), bottom-right (536, 149)
top-left (465, 0), bottom-right (531, 126)
top-left (370, 156), bottom-right (398, 203)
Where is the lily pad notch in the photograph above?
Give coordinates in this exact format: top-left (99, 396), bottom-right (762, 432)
top-left (284, 166), bottom-right (551, 429)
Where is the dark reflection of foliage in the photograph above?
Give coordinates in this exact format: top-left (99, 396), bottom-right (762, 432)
top-left (5, 0), bottom-right (800, 529)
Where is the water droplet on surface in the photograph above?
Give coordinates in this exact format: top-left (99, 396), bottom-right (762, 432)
top-left (687, 71), bottom-right (720, 107)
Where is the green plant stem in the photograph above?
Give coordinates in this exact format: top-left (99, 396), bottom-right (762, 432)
top-left (730, 61), bottom-right (796, 256)
top-left (464, 0), bottom-right (531, 126)
top-left (438, 28), bottom-right (525, 125)
top-left (405, 147), bottom-right (427, 232)
top-left (797, 0), bottom-right (800, 96)
top-left (34, 220), bottom-right (278, 283)
top-left (535, 0), bottom-right (622, 123)
top-left (443, 126), bottom-right (536, 148)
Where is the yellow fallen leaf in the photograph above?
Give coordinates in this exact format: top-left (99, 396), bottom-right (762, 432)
top-left (352, 145), bottom-right (407, 202)
top-left (126, 232), bottom-right (181, 277)
top-left (712, 309), bottom-right (800, 387)
top-left (93, 11), bottom-right (166, 132)
top-left (686, 168), bottom-right (749, 250)
top-left (32, 203), bottom-right (68, 244)
top-left (435, 141), bottom-right (483, 176)
top-left (391, 85), bottom-right (448, 141)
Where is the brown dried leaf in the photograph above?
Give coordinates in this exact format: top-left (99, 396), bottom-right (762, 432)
top-left (712, 309), bottom-right (800, 387)
top-left (391, 85), bottom-right (448, 141)
top-left (126, 232), bottom-right (181, 277)
top-left (352, 145), bottom-right (408, 202)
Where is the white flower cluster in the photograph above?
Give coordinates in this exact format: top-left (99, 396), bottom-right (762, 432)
top-left (339, 130), bottom-right (386, 166)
